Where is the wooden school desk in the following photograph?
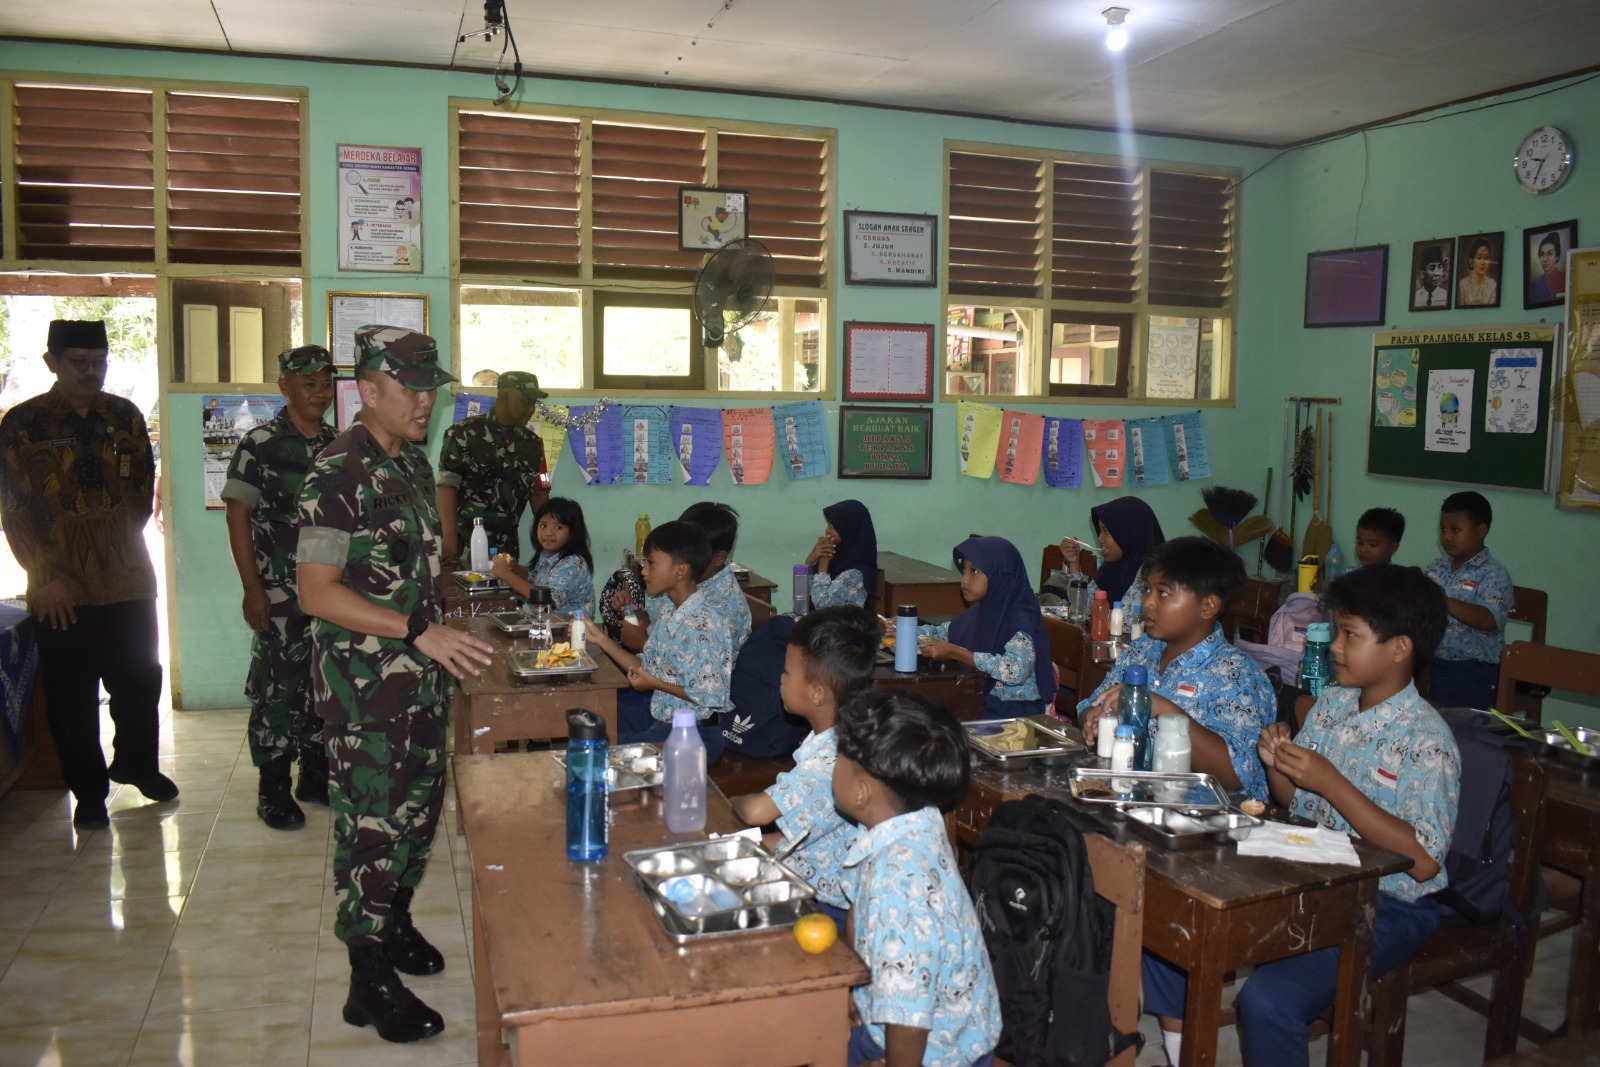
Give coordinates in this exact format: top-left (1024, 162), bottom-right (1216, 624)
top-left (446, 615), bottom-right (625, 754)
top-left (872, 654), bottom-right (988, 719)
top-left (948, 760), bottom-right (1410, 1067)
top-left (438, 572), bottom-right (521, 618)
top-left (876, 551), bottom-right (967, 616)
top-left (735, 564), bottom-right (777, 604)
top-left (1538, 760), bottom-right (1600, 1036)
top-left (457, 752), bottom-right (869, 1067)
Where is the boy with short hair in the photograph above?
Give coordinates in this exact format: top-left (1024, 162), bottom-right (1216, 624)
top-left (1079, 536), bottom-right (1274, 800)
top-left (1354, 506), bottom-right (1405, 568)
top-left (1423, 490), bottom-right (1512, 710)
top-left (731, 606), bottom-right (880, 918)
top-left (619, 501), bottom-right (751, 653)
top-left (582, 520), bottom-right (733, 758)
top-left (833, 689), bottom-right (1001, 1067)
top-left (1147, 564), bottom-right (1458, 1067)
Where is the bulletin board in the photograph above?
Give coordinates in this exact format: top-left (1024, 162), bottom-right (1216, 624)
top-left (1367, 325), bottom-right (1557, 491)
top-left (1557, 246), bottom-right (1600, 510)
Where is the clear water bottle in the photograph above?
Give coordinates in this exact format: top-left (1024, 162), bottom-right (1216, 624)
top-left (1118, 664), bottom-right (1154, 771)
top-left (1067, 574), bottom-right (1091, 624)
top-left (1302, 622), bottom-right (1333, 697)
top-left (526, 585), bottom-right (553, 649)
top-left (1151, 714), bottom-right (1192, 774)
top-left (469, 517), bottom-right (490, 573)
top-left (663, 709), bottom-right (707, 833)
top-left (1324, 542), bottom-right (1345, 584)
top-left (895, 604), bottom-right (919, 673)
top-left (569, 608), bottom-right (587, 654)
top-left (792, 564), bottom-right (811, 616)
top-left (1125, 573), bottom-right (1146, 633)
top-left (565, 709), bottom-right (608, 861)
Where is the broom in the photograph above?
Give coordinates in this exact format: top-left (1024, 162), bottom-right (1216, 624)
top-left (1301, 408), bottom-right (1332, 561)
top-left (1264, 405), bottom-right (1297, 572)
top-left (1193, 486), bottom-right (1274, 551)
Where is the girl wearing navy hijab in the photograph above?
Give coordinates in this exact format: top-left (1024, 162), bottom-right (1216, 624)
top-left (1060, 496), bottom-right (1165, 604)
top-left (806, 499), bottom-right (877, 609)
top-left (919, 536), bottom-right (1057, 719)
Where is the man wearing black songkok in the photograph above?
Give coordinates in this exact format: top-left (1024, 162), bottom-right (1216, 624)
top-left (0, 319), bottom-right (174, 829)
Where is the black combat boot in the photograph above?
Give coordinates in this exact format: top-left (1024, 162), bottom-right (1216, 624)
top-left (383, 885), bottom-right (446, 975)
top-left (255, 755), bottom-right (305, 830)
top-left (294, 745), bottom-right (329, 805)
top-left (343, 942), bottom-right (444, 1043)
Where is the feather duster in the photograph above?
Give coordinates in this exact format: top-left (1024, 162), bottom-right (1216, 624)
top-left (1291, 423), bottom-right (1316, 500)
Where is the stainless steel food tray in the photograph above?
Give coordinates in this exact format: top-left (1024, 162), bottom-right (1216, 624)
top-left (624, 837), bottom-right (816, 939)
top-left (1069, 767), bottom-right (1232, 812)
top-left (1123, 806), bottom-right (1262, 850)
top-left (552, 743), bottom-right (663, 804)
top-left (452, 569), bottom-right (508, 593)
top-left (487, 610), bottom-right (571, 635)
top-left (966, 715), bottom-right (1084, 764)
top-left (1525, 726), bottom-right (1600, 769)
top-left (506, 649), bottom-right (601, 678)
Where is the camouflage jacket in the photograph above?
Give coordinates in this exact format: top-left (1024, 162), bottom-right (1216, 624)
top-left (221, 409), bottom-right (338, 588)
top-left (436, 408), bottom-right (546, 547)
top-left (296, 422), bottom-right (445, 725)
top-left (0, 385), bottom-right (156, 607)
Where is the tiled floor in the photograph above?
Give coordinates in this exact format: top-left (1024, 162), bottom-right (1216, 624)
top-left (0, 704), bottom-right (1581, 1067)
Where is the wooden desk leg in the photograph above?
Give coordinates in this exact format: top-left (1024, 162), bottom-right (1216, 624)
top-left (1180, 908), bottom-right (1228, 1067)
top-left (473, 880), bottom-right (508, 1067)
top-left (1569, 850), bottom-right (1600, 1036)
top-left (1326, 880), bottom-right (1376, 1067)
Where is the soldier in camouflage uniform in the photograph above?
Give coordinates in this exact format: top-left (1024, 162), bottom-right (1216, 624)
top-left (296, 325), bottom-right (493, 1044)
top-left (222, 344), bottom-right (338, 830)
top-left (436, 369), bottom-right (549, 563)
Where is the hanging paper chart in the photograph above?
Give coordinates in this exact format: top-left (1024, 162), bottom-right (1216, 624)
top-left (669, 406), bottom-right (725, 485)
top-left (567, 403), bottom-right (625, 485)
top-left (998, 410), bottom-right (1044, 485)
top-left (1126, 417), bottom-right (1171, 487)
top-left (772, 399), bottom-right (830, 480)
top-left (1041, 416), bottom-right (1084, 489)
top-left (722, 408), bottom-right (775, 485)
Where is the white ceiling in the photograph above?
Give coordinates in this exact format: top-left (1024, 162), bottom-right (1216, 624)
top-left (4, 0), bottom-right (1600, 145)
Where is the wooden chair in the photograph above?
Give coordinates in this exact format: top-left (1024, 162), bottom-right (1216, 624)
top-left (744, 591), bottom-right (777, 626)
top-left (1219, 576), bottom-right (1283, 644)
top-left (1367, 749), bottom-right (1546, 1065)
top-left (1038, 542), bottom-right (1096, 590)
top-left (1041, 614), bottom-right (1087, 717)
top-left (1497, 641), bottom-right (1600, 728)
top-left (1504, 587), bottom-right (1550, 718)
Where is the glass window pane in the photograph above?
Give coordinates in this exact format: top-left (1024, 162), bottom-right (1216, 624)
top-left (1049, 319), bottom-right (1123, 388)
top-left (601, 305), bottom-right (692, 377)
top-left (715, 298), bottom-right (824, 393)
top-left (946, 305), bottom-right (1032, 397)
top-left (460, 287), bottom-right (582, 390)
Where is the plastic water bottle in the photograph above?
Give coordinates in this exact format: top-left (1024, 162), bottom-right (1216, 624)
top-left (1302, 622), bottom-right (1333, 697)
top-left (1125, 573), bottom-right (1146, 633)
top-left (634, 513), bottom-right (652, 557)
top-left (792, 564), bottom-right (811, 616)
top-left (1110, 724), bottom-right (1136, 772)
top-left (1090, 590), bottom-right (1111, 642)
top-left (1151, 714), bottom-right (1192, 774)
top-left (895, 604), bottom-right (919, 673)
top-left (565, 709), bottom-right (608, 861)
top-left (663, 709), bottom-right (707, 833)
top-left (1324, 542), bottom-right (1346, 584)
top-left (526, 585), bottom-right (553, 649)
top-left (1118, 664), bottom-right (1154, 771)
top-left (569, 609), bottom-right (587, 654)
top-left (469, 517), bottom-right (489, 573)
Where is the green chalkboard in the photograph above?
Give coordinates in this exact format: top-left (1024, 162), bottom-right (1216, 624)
top-left (1367, 325), bottom-right (1557, 490)
top-left (837, 405), bottom-right (932, 479)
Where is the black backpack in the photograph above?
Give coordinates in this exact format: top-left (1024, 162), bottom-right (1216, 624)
top-left (1426, 718), bottom-right (1526, 926)
top-left (970, 795), bottom-right (1142, 1067)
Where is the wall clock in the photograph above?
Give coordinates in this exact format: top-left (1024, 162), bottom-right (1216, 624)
top-left (1514, 126), bottom-right (1573, 194)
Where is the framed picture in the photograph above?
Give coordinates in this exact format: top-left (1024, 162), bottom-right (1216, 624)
top-left (1304, 245), bottom-right (1388, 328)
top-left (326, 291), bottom-right (430, 372)
top-left (837, 405), bottom-right (933, 479)
top-left (1524, 220), bottom-right (1577, 309)
top-left (843, 210), bottom-right (937, 287)
top-left (1454, 231), bottom-right (1504, 309)
top-left (843, 321), bottom-right (935, 401)
top-left (678, 187), bottom-right (748, 251)
top-left (1408, 238), bottom-right (1453, 312)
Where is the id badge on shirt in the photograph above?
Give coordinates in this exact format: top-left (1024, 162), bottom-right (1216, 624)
top-left (119, 452), bottom-right (132, 478)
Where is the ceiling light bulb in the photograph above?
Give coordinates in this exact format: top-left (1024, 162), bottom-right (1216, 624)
top-left (1103, 6), bottom-right (1129, 52)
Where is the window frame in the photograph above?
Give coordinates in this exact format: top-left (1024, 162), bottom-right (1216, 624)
top-left (591, 290), bottom-right (704, 393)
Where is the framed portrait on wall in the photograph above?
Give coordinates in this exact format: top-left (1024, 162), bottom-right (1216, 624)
top-left (1454, 231), bottom-right (1504, 309)
top-left (1524, 220), bottom-right (1577, 309)
top-left (1304, 245), bottom-right (1388, 328)
top-left (1408, 238), bottom-right (1453, 312)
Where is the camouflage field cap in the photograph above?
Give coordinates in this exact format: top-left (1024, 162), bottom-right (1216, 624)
top-left (354, 325), bottom-right (456, 391)
top-left (497, 370), bottom-right (548, 400)
top-left (278, 344), bottom-right (334, 376)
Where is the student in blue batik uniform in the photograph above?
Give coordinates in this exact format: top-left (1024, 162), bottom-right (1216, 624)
top-left (489, 496), bottom-right (595, 618)
top-left (833, 689), bottom-right (1001, 1067)
top-left (1352, 506), bottom-right (1405, 570)
top-left (618, 501), bottom-right (751, 655)
top-left (581, 521), bottom-right (732, 760)
top-left (1144, 564), bottom-right (1459, 1067)
top-left (918, 536), bottom-right (1056, 720)
top-left (1080, 536), bottom-right (1274, 801)
top-left (1422, 490), bottom-right (1512, 710)
top-left (731, 606), bottom-right (880, 923)
top-left (807, 498), bottom-right (878, 609)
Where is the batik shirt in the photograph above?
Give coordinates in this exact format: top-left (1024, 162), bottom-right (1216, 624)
top-left (646, 564), bottom-right (751, 650)
top-left (222, 409), bottom-right (338, 589)
top-left (1078, 624), bottom-right (1274, 801)
top-left (1424, 549), bottom-right (1512, 665)
top-left (767, 728), bottom-right (857, 908)
top-left (843, 806), bottom-right (1002, 1067)
top-left (297, 422), bottom-right (445, 727)
top-left (0, 385), bottom-right (156, 607)
top-left (640, 587), bottom-right (733, 722)
top-left (809, 568), bottom-right (868, 609)
top-left (436, 407), bottom-right (547, 550)
top-left (919, 623), bottom-right (1041, 703)
top-left (530, 550), bottom-right (595, 618)
top-left (1292, 682), bottom-right (1460, 901)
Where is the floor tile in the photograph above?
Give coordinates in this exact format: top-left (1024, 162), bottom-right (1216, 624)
top-left (63, 846), bottom-right (204, 900)
top-left (0, 951), bottom-right (166, 1027)
top-left (187, 841), bottom-right (328, 897)
top-left (0, 1016), bottom-right (143, 1067)
top-left (170, 881), bottom-right (324, 950)
top-left (13, 895), bottom-right (184, 964)
top-left (147, 934), bottom-right (320, 1017)
top-left (209, 807), bottom-right (332, 851)
top-left (127, 1002), bottom-right (312, 1067)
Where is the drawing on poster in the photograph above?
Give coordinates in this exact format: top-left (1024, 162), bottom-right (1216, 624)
top-left (1374, 348), bottom-right (1420, 428)
top-left (1425, 369), bottom-right (1474, 453)
top-left (1485, 348), bottom-right (1543, 434)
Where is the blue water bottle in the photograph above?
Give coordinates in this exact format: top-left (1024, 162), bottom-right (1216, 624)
top-left (1118, 665), bottom-right (1154, 771)
top-left (565, 709), bottom-right (608, 861)
top-left (1302, 622), bottom-right (1333, 698)
top-left (793, 564), bottom-right (811, 616)
top-left (895, 604), bottom-right (919, 673)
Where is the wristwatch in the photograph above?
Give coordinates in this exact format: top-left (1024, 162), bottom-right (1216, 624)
top-left (403, 609), bottom-right (430, 647)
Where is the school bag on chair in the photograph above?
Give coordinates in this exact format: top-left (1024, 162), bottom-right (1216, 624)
top-left (1426, 716), bottom-right (1527, 926)
top-left (971, 794), bottom-right (1141, 1067)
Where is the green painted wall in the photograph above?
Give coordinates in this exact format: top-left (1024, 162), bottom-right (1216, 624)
top-left (7, 42), bottom-right (1593, 718)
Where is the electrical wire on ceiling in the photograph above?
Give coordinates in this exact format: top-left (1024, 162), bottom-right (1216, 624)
top-left (458, 0), bottom-right (523, 106)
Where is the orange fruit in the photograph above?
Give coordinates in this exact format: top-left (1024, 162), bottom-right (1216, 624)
top-left (793, 913), bottom-right (838, 954)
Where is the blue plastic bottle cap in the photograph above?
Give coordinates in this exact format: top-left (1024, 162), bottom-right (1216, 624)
top-left (1123, 665), bottom-right (1149, 686)
top-left (1306, 622), bottom-right (1331, 642)
top-left (1114, 724), bottom-right (1136, 739)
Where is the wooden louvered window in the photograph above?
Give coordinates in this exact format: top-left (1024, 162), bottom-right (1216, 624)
top-left (945, 145), bottom-right (1235, 402)
top-left (591, 122), bottom-right (706, 282)
top-left (13, 85), bottom-right (156, 262)
top-left (165, 92), bottom-right (302, 268)
top-left (458, 113), bottom-right (580, 277)
top-left (718, 132), bottom-right (827, 289)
